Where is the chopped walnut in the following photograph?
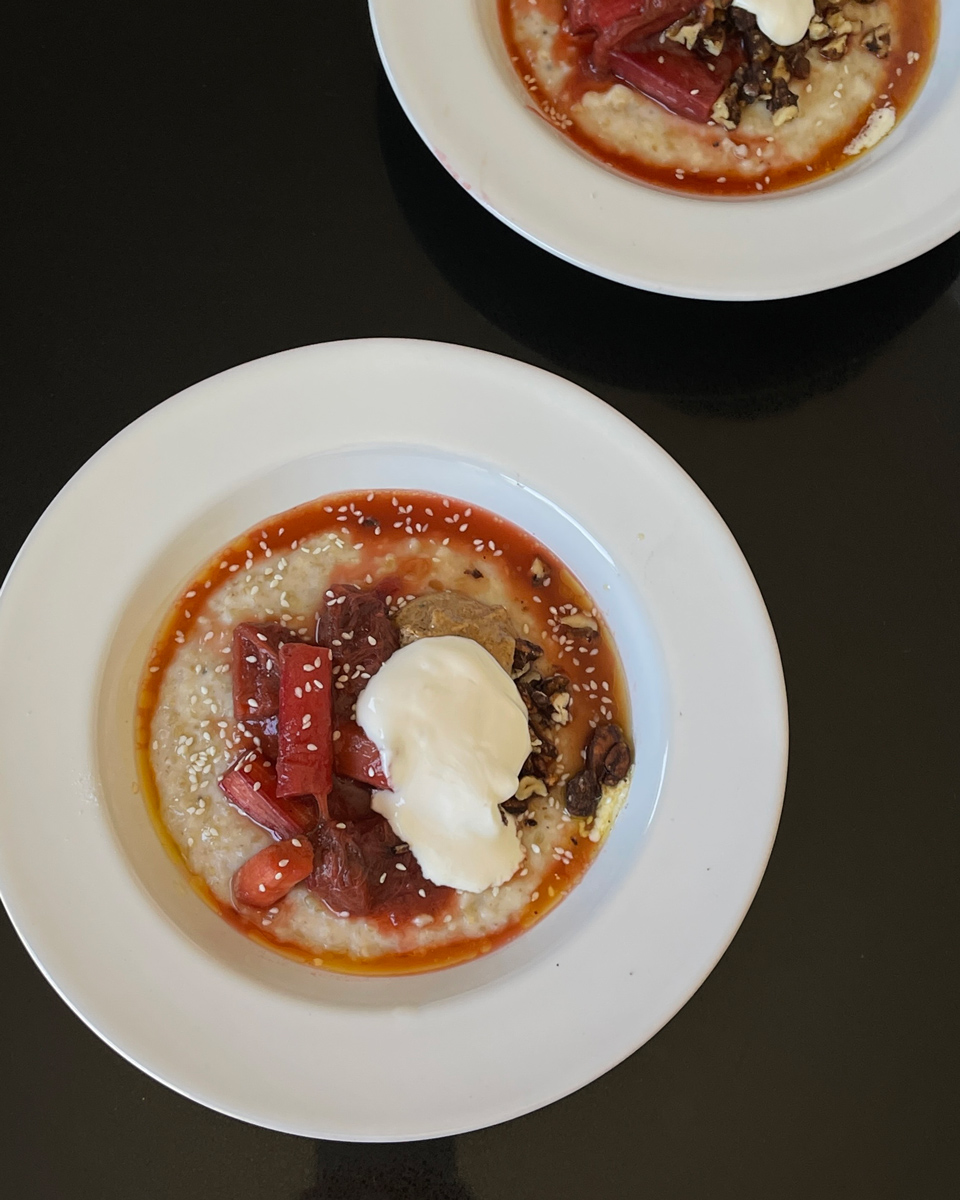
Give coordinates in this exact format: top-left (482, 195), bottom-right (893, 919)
top-left (530, 557), bottom-right (549, 586)
top-left (565, 769), bottom-right (601, 819)
top-left (711, 84), bottom-right (741, 130)
top-left (587, 724), bottom-right (632, 786)
top-left (772, 101), bottom-right (799, 127)
top-left (515, 775), bottom-right (548, 803)
top-left (770, 78), bottom-right (799, 126)
top-left (524, 740), bottom-right (561, 787)
top-left (827, 10), bottom-right (859, 35)
top-left (863, 23), bottom-right (891, 57)
top-left (783, 45), bottom-right (811, 80)
top-left (550, 691), bottom-right (572, 726)
top-left (558, 611), bottom-right (599, 641)
top-left (667, 20), bottom-right (703, 51)
top-left (808, 18), bottom-right (831, 40)
top-left (819, 34), bottom-right (849, 60)
top-left (771, 55), bottom-right (790, 82)
top-left (739, 61), bottom-right (772, 103)
top-left (744, 27), bottom-right (772, 64)
top-left (511, 637), bottom-right (543, 678)
top-left (729, 6), bottom-right (757, 32)
top-left (700, 24), bottom-right (726, 57)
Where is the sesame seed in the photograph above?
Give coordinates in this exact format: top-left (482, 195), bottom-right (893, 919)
top-left (396, 863), bottom-right (407, 871)
top-left (278, 859), bottom-right (289, 867)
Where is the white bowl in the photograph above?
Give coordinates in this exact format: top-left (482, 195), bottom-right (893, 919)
top-left (370, 0), bottom-right (960, 300)
top-left (0, 339), bottom-right (787, 1138)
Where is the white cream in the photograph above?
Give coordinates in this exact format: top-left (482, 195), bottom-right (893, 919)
top-left (732, 0), bottom-right (814, 46)
top-left (356, 636), bottom-right (531, 893)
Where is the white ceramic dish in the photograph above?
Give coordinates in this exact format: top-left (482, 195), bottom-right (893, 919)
top-left (370, 0), bottom-right (960, 301)
top-left (0, 339), bottom-right (786, 1139)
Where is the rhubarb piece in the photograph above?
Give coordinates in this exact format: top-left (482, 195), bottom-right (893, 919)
top-left (276, 643), bottom-right (333, 803)
top-left (308, 815), bottom-right (445, 918)
top-left (231, 621), bottom-right (293, 723)
top-left (315, 582), bottom-right (400, 715)
top-left (568, 0), bottom-right (650, 34)
top-left (334, 719), bottom-right (390, 790)
top-left (327, 775), bottom-right (375, 823)
top-left (608, 39), bottom-right (735, 122)
top-left (236, 711), bottom-right (279, 761)
top-left (218, 750), bottom-right (319, 839)
top-left (587, 0), bottom-right (696, 70)
top-left (232, 837), bottom-right (314, 908)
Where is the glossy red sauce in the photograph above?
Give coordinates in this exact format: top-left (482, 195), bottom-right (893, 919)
top-left (499, 0), bottom-right (937, 197)
top-left (137, 490), bottom-right (630, 974)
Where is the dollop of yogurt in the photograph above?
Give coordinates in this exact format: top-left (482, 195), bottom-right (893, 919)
top-left (732, 0), bottom-right (814, 46)
top-left (355, 636), bottom-right (531, 893)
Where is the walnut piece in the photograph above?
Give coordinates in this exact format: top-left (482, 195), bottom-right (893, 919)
top-left (515, 775), bottom-right (548, 802)
top-left (818, 34), bottom-right (849, 61)
top-left (566, 769), bottom-right (601, 819)
top-left (558, 611), bottom-right (599, 641)
top-left (511, 637), bottom-right (543, 679)
top-left (711, 84), bottom-right (741, 130)
top-left (666, 20), bottom-right (703, 50)
top-left (587, 724), bottom-right (632, 786)
top-left (530, 557), bottom-right (550, 586)
top-left (863, 23), bottom-right (891, 57)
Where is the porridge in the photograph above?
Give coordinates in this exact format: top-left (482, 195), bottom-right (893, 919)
top-left (137, 491), bottom-right (633, 975)
top-left (499, 0), bottom-right (937, 195)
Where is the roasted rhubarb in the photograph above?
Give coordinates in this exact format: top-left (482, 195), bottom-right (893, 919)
top-left (276, 643), bottom-right (334, 803)
top-left (232, 837), bottom-right (314, 908)
top-left (218, 750), bottom-right (318, 839)
top-left (308, 815), bottom-right (445, 918)
top-left (608, 39), bottom-right (736, 122)
top-left (333, 719), bottom-right (390, 791)
top-left (315, 582), bottom-right (400, 716)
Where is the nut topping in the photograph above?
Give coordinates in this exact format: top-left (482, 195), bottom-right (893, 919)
top-left (863, 23), bottom-right (891, 57)
top-left (587, 724), bottom-right (632, 787)
top-left (565, 769), bottom-right (601, 818)
top-left (818, 34), bottom-right (849, 61)
top-left (511, 637), bottom-right (543, 678)
top-left (558, 611), bottom-right (600, 641)
top-left (515, 775), bottom-right (548, 802)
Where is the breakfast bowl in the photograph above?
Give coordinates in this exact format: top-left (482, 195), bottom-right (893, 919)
top-left (0, 339), bottom-right (787, 1138)
top-left (370, 0), bottom-right (960, 299)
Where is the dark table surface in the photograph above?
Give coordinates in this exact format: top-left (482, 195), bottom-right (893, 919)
top-left (5, 3), bottom-right (959, 1197)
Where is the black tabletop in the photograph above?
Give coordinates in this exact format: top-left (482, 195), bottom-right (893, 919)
top-left (5, 3), bottom-right (959, 1197)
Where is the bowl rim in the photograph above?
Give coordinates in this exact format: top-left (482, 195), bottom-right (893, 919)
top-left (369, 0), bottom-right (959, 300)
top-left (0, 339), bottom-right (788, 1138)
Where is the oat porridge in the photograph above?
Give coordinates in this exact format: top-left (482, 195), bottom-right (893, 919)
top-left (499, 0), bottom-right (937, 195)
top-left (137, 491), bottom-right (633, 975)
